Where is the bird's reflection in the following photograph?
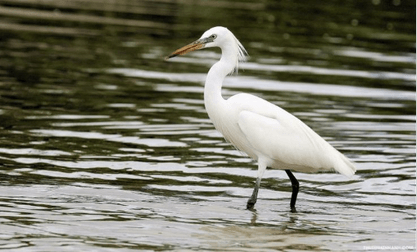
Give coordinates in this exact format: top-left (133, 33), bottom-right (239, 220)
top-left (198, 207), bottom-right (325, 251)
top-left (249, 206), bottom-right (299, 227)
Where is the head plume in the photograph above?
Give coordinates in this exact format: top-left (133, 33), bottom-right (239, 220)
top-left (231, 35), bottom-right (248, 74)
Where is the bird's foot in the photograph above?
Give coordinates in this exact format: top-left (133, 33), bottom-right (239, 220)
top-left (290, 206), bottom-right (297, 213)
top-left (246, 199), bottom-right (256, 210)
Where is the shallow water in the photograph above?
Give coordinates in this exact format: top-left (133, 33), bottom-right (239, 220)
top-left (0, 0), bottom-right (415, 251)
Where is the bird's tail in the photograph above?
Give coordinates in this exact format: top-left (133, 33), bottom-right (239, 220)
top-left (334, 153), bottom-right (356, 177)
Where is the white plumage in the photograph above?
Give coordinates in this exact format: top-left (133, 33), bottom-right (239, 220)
top-left (166, 26), bottom-right (356, 211)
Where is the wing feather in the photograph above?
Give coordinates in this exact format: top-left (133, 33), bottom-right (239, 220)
top-left (233, 96), bottom-right (355, 176)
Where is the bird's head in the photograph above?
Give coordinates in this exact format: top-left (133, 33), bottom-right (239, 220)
top-left (165, 26), bottom-right (247, 73)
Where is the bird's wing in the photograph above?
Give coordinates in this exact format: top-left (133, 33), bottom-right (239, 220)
top-left (237, 108), bottom-right (355, 176)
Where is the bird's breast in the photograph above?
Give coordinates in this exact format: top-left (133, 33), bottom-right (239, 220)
top-left (206, 102), bottom-right (258, 160)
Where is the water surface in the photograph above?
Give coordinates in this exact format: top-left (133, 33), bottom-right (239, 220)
top-left (0, 0), bottom-right (415, 251)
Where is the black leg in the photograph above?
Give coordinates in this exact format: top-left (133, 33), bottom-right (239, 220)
top-left (285, 170), bottom-right (299, 212)
top-left (246, 177), bottom-right (260, 210)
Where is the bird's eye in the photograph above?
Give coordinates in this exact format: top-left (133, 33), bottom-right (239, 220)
top-left (210, 34), bottom-right (217, 40)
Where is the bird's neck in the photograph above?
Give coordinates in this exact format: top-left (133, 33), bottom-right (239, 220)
top-left (204, 46), bottom-right (238, 116)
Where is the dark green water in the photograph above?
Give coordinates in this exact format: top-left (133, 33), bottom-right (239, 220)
top-left (0, 0), bottom-right (415, 251)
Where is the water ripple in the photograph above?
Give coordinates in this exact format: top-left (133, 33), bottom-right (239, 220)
top-left (0, 0), bottom-right (414, 251)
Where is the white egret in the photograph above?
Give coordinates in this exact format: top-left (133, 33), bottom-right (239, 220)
top-left (166, 26), bottom-right (356, 211)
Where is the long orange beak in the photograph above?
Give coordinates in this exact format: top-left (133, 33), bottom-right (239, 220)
top-left (165, 39), bottom-right (205, 60)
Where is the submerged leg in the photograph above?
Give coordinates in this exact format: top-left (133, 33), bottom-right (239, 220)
top-left (285, 170), bottom-right (299, 212)
top-left (247, 161), bottom-right (267, 210)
